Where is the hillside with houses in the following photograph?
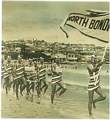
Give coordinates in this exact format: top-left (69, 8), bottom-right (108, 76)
top-left (2, 39), bottom-right (109, 64)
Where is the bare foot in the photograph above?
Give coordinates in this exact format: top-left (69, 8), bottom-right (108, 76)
top-left (89, 113), bottom-right (94, 118)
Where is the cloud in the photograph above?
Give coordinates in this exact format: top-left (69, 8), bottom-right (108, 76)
top-left (2, 1), bottom-right (109, 46)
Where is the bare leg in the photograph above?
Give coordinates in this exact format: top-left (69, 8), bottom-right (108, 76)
top-left (13, 80), bottom-right (16, 92)
top-left (88, 90), bottom-right (94, 116)
top-left (5, 86), bottom-right (8, 94)
top-left (15, 82), bottom-right (20, 100)
top-left (51, 84), bottom-right (56, 104)
top-left (5, 78), bottom-right (10, 94)
top-left (20, 84), bottom-right (26, 96)
top-left (20, 79), bottom-right (24, 96)
top-left (26, 82), bottom-right (30, 95)
top-left (41, 80), bottom-right (48, 94)
top-left (36, 81), bottom-right (41, 104)
top-left (57, 82), bottom-right (67, 96)
top-left (55, 85), bottom-right (62, 93)
top-left (29, 83), bottom-right (35, 102)
top-left (93, 87), bottom-right (106, 108)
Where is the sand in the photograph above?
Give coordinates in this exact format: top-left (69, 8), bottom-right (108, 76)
top-left (1, 84), bottom-right (109, 119)
top-left (1, 64), bottom-right (109, 119)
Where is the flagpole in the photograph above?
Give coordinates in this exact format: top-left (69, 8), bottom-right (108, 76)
top-left (94, 44), bottom-right (108, 85)
top-left (101, 45), bottom-right (108, 62)
top-left (99, 44), bottom-right (108, 72)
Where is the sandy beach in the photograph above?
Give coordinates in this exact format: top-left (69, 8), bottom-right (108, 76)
top-left (1, 64), bottom-right (109, 119)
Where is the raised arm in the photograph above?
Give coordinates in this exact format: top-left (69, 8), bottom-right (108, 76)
top-left (87, 64), bottom-right (93, 74)
top-left (87, 63), bottom-right (99, 73)
top-left (97, 61), bottom-right (104, 68)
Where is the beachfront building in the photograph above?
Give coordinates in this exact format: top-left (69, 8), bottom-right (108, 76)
top-left (66, 52), bottom-right (78, 62)
top-left (56, 53), bottom-right (67, 63)
top-left (50, 53), bottom-right (67, 63)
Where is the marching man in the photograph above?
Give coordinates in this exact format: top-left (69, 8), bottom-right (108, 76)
top-left (2, 57), bottom-right (13, 94)
top-left (36, 57), bottom-right (48, 104)
top-left (87, 55), bottom-right (106, 117)
top-left (38, 57), bottom-right (48, 94)
top-left (51, 58), bottom-right (66, 104)
top-left (14, 58), bottom-right (25, 99)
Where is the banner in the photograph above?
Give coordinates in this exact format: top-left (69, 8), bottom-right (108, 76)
top-left (60, 10), bottom-right (109, 43)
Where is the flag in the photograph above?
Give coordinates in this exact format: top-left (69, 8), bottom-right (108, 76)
top-left (60, 10), bottom-right (109, 43)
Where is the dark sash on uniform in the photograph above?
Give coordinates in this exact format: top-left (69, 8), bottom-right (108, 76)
top-left (51, 65), bottom-right (62, 84)
top-left (25, 66), bottom-right (38, 83)
top-left (51, 74), bottom-right (62, 84)
top-left (88, 69), bottom-right (100, 91)
top-left (14, 66), bottom-right (25, 80)
top-left (38, 65), bottom-right (46, 81)
top-left (3, 66), bottom-right (12, 79)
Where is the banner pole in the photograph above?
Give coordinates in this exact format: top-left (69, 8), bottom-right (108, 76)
top-left (99, 44), bottom-right (108, 72)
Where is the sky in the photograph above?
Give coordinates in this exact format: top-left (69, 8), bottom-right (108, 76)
top-left (2, 1), bottom-right (109, 46)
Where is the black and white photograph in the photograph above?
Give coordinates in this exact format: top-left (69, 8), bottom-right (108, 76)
top-left (1, 0), bottom-right (110, 119)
